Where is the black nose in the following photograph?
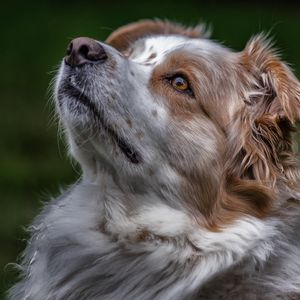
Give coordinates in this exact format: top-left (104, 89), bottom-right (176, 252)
top-left (65, 37), bottom-right (107, 67)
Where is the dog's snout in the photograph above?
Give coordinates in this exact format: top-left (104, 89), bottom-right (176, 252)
top-left (65, 37), bottom-right (107, 67)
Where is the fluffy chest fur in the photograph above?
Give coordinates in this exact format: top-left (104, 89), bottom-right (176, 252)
top-left (10, 20), bottom-right (300, 300)
top-left (10, 181), bottom-right (300, 299)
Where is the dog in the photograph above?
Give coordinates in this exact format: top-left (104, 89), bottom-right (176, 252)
top-left (9, 20), bottom-right (300, 299)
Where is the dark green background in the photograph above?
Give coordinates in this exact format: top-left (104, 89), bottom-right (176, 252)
top-left (1, 1), bottom-right (300, 298)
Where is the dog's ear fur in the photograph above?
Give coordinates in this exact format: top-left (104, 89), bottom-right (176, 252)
top-left (241, 35), bottom-right (300, 122)
top-left (208, 37), bottom-right (300, 227)
top-left (227, 36), bottom-right (300, 184)
top-left (106, 19), bottom-right (209, 52)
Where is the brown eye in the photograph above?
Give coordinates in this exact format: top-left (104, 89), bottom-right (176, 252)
top-left (171, 76), bottom-right (190, 92)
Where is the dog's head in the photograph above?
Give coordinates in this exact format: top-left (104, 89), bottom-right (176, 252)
top-left (55, 20), bottom-right (300, 229)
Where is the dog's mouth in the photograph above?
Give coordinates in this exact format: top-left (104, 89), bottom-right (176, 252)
top-left (58, 83), bottom-right (142, 164)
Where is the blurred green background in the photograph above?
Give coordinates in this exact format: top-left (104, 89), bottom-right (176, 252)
top-left (1, 0), bottom-right (300, 298)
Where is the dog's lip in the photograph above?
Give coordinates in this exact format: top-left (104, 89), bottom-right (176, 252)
top-left (58, 83), bottom-right (142, 164)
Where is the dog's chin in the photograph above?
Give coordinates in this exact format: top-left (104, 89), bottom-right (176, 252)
top-left (56, 84), bottom-right (143, 165)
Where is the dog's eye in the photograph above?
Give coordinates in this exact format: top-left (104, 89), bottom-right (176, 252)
top-left (171, 76), bottom-right (189, 91)
top-left (169, 75), bottom-right (193, 95)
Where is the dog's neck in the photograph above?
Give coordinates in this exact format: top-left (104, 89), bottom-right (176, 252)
top-left (87, 177), bottom-right (300, 297)
top-left (66, 176), bottom-right (300, 298)
top-left (68, 137), bottom-right (300, 297)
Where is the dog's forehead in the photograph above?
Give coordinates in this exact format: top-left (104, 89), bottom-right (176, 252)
top-left (130, 35), bottom-right (229, 64)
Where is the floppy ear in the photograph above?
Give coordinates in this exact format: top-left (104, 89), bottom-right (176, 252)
top-left (106, 19), bottom-right (209, 52)
top-left (241, 35), bottom-right (300, 122)
top-left (226, 36), bottom-right (300, 184)
top-left (208, 36), bottom-right (300, 227)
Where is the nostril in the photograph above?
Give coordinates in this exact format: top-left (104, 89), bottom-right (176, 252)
top-left (78, 44), bottom-right (89, 59)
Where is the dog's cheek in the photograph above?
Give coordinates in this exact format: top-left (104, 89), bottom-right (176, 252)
top-left (168, 118), bottom-right (223, 170)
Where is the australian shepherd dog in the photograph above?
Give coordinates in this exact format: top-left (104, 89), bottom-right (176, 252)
top-left (10, 20), bottom-right (300, 299)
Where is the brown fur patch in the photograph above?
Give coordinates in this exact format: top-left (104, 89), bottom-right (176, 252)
top-left (106, 19), bottom-right (209, 52)
top-left (149, 50), bottom-right (235, 127)
top-left (240, 35), bottom-right (300, 122)
top-left (149, 52), bottom-right (209, 119)
top-left (179, 149), bottom-right (274, 230)
top-left (149, 39), bottom-right (300, 229)
top-left (199, 37), bottom-right (300, 229)
top-left (136, 229), bottom-right (151, 242)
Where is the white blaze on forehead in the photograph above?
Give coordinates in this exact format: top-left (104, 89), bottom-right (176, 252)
top-left (131, 35), bottom-right (188, 64)
top-left (131, 35), bottom-right (230, 65)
